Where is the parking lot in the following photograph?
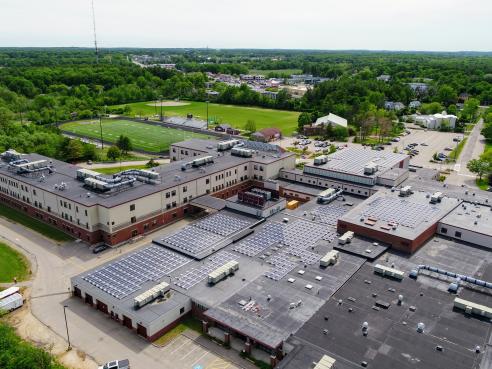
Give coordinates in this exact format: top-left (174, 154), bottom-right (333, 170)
top-left (394, 128), bottom-right (462, 168)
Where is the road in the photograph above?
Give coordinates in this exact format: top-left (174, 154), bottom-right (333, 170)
top-left (445, 119), bottom-right (485, 187)
top-left (0, 216), bottom-right (246, 369)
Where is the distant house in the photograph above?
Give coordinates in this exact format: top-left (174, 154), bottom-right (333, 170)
top-left (412, 111), bottom-right (457, 130)
top-left (458, 93), bottom-right (470, 103)
top-left (385, 101), bottom-right (406, 111)
top-left (409, 100), bottom-right (422, 109)
top-left (377, 74), bottom-right (391, 82)
top-left (251, 128), bottom-right (282, 142)
top-left (313, 113), bottom-right (348, 128)
top-left (261, 90), bottom-right (278, 100)
top-left (407, 82), bottom-right (429, 94)
top-left (303, 113), bottom-right (347, 136)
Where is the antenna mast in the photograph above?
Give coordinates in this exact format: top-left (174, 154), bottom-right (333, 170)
top-left (91, 0), bottom-right (99, 63)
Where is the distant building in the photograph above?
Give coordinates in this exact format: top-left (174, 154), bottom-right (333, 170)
top-left (251, 128), bottom-right (282, 142)
top-left (409, 100), bottom-right (422, 109)
top-left (261, 90), bottom-right (278, 100)
top-left (214, 124), bottom-right (240, 135)
top-left (384, 101), bottom-right (406, 111)
top-left (412, 111), bottom-right (457, 130)
top-left (407, 82), bottom-right (429, 94)
top-left (458, 93), bottom-right (470, 103)
top-left (377, 74), bottom-right (391, 82)
top-left (313, 113), bottom-right (348, 128)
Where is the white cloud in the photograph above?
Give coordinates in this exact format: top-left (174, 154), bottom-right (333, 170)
top-left (0, 0), bottom-right (490, 51)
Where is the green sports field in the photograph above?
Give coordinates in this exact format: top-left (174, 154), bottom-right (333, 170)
top-left (60, 119), bottom-right (214, 152)
top-left (115, 100), bottom-right (300, 135)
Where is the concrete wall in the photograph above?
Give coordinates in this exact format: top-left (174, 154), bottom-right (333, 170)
top-left (437, 222), bottom-right (492, 250)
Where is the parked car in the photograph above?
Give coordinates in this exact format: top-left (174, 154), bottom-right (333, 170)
top-left (421, 143), bottom-right (428, 146)
top-left (93, 244), bottom-right (109, 254)
top-left (487, 187), bottom-right (492, 192)
top-left (444, 147), bottom-right (453, 151)
top-left (98, 360), bottom-right (130, 369)
top-left (86, 160), bottom-right (93, 165)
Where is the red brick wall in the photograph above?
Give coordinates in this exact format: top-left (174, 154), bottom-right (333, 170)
top-left (337, 219), bottom-right (437, 253)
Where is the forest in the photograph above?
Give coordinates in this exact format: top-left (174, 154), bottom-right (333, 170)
top-left (0, 48), bottom-right (491, 160)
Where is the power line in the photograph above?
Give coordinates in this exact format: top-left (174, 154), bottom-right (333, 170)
top-left (91, 0), bottom-right (99, 64)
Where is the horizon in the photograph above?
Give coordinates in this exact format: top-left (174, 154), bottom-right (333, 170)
top-left (1, 0), bottom-right (491, 51)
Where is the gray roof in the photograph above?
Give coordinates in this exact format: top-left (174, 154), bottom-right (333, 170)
top-left (0, 140), bottom-right (293, 208)
top-left (439, 202), bottom-right (492, 236)
top-left (305, 147), bottom-right (409, 178)
top-left (339, 190), bottom-right (460, 240)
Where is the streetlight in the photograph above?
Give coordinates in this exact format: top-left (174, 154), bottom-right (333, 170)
top-left (63, 305), bottom-right (72, 351)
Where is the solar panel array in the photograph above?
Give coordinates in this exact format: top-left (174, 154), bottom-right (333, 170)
top-left (264, 253), bottom-right (297, 281)
top-left (233, 222), bottom-right (286, 256)
top-left (82, 246), bottom-right (190, 299)
top-left (361, 197), bottom-right (440, 228)
top-left (311, 205), bottom-right (348, 225)
top-left (157, 226), bottom-right (224, 256)
top-left (174, 251), bottom-right (239, 290)
top-left (241, 140), bottom-right (281, 153)
top-left (280, 220), bottom-right (328, 249)
top-left (284, 247), bottom-right (321, 265)
top-left (195, 213), bottom-right (252, 236)
top-left (322, 231), bottom-right (337, 242)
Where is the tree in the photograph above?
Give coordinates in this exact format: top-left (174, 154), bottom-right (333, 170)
top-left (437, 85), bottom-right (457, 106)
top-left (461, 98), bottom-right (480, 122)
top-left (481, 124), bottom-right (492, 143)
top-left (116, 135), bottom-right (133, 154)
top-left (64, 139), bottom-right (83, 162)
top-left (297, 112), bottom-right (311, 131)
top-left (244, 120), bottom-right (256, 133)
top-left (106, 146), bottom-right (121, 161)
top-left (324, 123), bottom-right (334, 139)
top-left (467, 159), bottom-right (490, 180)
top-left (146, 158), bottom-right (159, 168)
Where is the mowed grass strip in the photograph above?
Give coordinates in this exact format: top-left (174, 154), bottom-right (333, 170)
top-left (113, 101), bottom-right (300, 135)
top-left (60, 119), bottom-right (213, 152)
top-left (0, 203), bottom-right (73, 242)
top-left (0, 242), bottom-right (29, 282)
top-left (95, 164), bottom-right (148, 175)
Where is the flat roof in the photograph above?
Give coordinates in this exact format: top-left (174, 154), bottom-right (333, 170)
top-left (281, 239), bottom-right (492, 369)
top-left (338, 190), bottom-right (460, 240)
top-left (305, 147), bottom-right (408, 178)
top-left (439, 202), bottom-right (492, 237)
top-left (0, 140), bottom-right (293, 208)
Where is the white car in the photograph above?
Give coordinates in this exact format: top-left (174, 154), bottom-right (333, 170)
top-left (98, 360), bottom-right (130, 369)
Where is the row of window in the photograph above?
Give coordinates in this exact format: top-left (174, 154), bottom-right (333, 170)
top-left (441, 228), bottom-right (462, 238)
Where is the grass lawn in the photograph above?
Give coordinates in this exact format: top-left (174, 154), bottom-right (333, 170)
top-left (476, 178), bottom-right (490, 190)
top-left (94, 147), bottom-right (148, 162)
top-left (60, 119), bottom-right (214, 152)
top-left (0, 242), bottom-right (29, 283)
top-left (448, 137), bottom-right (468, 161)
top-left (0, 203), bottom-right (73, 242)
top-left (153, 317), bottom-right (202, 347)
top-left (113, 101), bottom-right (300, 135)
top-left (94, 164), bottom-right (149, 175)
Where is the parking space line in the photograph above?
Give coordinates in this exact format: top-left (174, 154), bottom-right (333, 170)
top-left (191, 351), bottom-right (209, 368)
top-left (180, 345), bottom-right (198, 360)
top-left (169, 337), bottom-right (189, 355)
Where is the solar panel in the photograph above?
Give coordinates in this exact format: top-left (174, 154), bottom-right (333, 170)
top-left (233, 222), bottom-right (286, 256)
top-left (264, 253), bottom-right (297, 281)
top-left (174, 251), bottom-right (239, 290)
top-left (311, 205), bottom-right (348, 225)
top-left (361, 197), bottom-right (439, 228)
top-left (82, 245), bottom-right (190, 299)
top-left (194, 213), bottom-right (252, 236)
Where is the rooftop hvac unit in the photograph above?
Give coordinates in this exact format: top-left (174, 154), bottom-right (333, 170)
top-left (217, 139), bottom-right (240, 151)
top-left (338, 231), bottom-right (354, 245)
top-left (133, 281), bottom-right (170, 309)
top-left (231, 147), bottom-right (253, 157)
top-left (430, 191), bottom-right (443, 204)
top-left (314, 155), bottom-right (328, 165)
top-left (364, 162), bottom-right (378, 174)
top-left (208, 260), bottom-right (239, 285)
top-left (399, 185), bottom-right (413, 197)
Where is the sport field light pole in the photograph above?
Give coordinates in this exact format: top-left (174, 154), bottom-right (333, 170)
top-left (160, 96), bottom-right (163, 121)
top-left (99, 114), bottom-right (104, 150)
top-left (206, 100), bottom-right (209, 130)
top-left (63, 305), bottom-right (72, 351)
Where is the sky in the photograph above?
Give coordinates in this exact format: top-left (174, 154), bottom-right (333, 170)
top-left (1, 0), bottom-right (491, 51)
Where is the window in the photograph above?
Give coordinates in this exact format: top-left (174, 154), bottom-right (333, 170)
top-left (171, 190), bottom-right (176, 196)
top-left (131, 216), bottom-right (136, 224)
top-left (206, 178), bottom-right (210, 184)
top-left (130, 204), bottom-right (135, 211)
top-left (166, 204), bottom-right (171, 210)
top-left (76, 206), bottom-right (79, 213)
top-left (454, 231), bottom-right (462, 238)
top-left (47, 206), bottom-right (51, 213)
top-left (441, 227), bottom-right (447, 234)
top-left (179, 307), bottom-right (185, 314)
top-left (33, 189), bottom-right (36, 195)
top-left (166, 192), bottom-right (170, 198)
top-left (183, 186), bottom-right (187, 193)
top-left (85, 209), bottom-right (88, 216)
top-left (244, 165), bottom-right (247, 170)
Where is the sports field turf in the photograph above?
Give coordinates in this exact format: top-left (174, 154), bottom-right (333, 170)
top-left (0, 242), bottom-right (29, 283)
top-left (60, 119), bottom-right (214, 152)
top-left (114, 100), bottom-right (300, 135)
